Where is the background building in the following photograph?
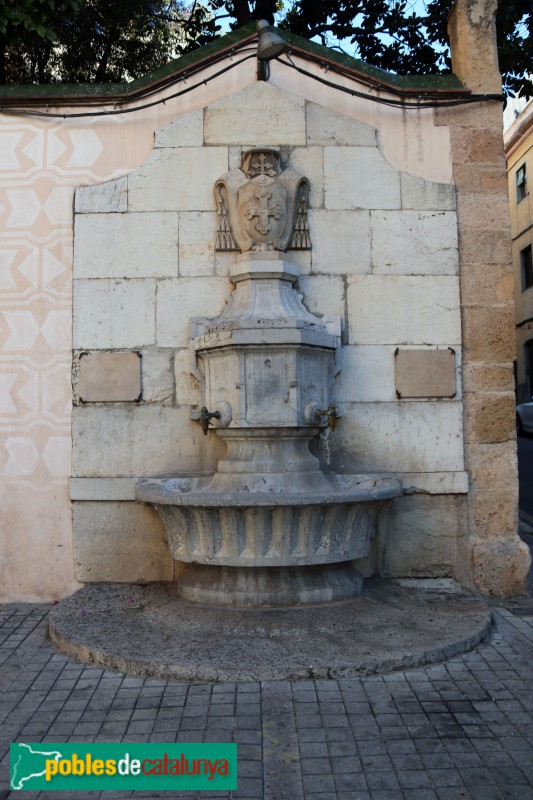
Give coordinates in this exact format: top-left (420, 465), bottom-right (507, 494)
top-left (505, 97), bottom-right (533, 403)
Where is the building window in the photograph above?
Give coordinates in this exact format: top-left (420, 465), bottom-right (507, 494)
top-left (522, 245), bottom-right (533, 290)
top-left (516, 164), bottom-right (527, 202)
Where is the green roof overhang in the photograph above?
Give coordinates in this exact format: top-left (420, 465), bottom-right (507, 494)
top-left (0, 22), bottom-right (468, 108)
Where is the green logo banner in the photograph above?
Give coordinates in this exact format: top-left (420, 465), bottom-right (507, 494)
top-left (10, 742), bottom-right (237, 791)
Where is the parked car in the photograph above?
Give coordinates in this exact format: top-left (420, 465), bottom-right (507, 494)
top-left (516, 398), bottom-right (533, 435)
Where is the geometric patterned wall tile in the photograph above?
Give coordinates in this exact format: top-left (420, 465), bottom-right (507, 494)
top-left (0, 106), bottom-right (185, 592)
top-left (0, 132), bottom-right (25, 170)
top-left (5, 189), bottom-right (42, 227)
top-left (1, 436), bottom-right (40, 477)
top-left (66, 130), bottom-right (103, 169)
top-left (2, 310), bottom-right (40, 350)
top-left (41, 309), bottom-right (71, 350)
top-left (0, 370), bottom-right (37, 417)
top-left (42, 435), bottom-right (71, 476)
top-left (43, 362), bottom-right (72, 419)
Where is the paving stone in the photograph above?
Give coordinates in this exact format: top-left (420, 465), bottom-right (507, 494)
top-left (1, 605), bottom-right (533, 799)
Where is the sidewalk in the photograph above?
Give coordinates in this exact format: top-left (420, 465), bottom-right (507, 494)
top-left (1, 599), bottom-right (533, 800)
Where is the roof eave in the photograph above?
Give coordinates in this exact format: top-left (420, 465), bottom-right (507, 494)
top-left (0, 23), bottom-right (469, 109)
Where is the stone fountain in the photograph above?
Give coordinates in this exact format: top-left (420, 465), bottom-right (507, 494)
top-left (135, 147), bottom-right (402, 606)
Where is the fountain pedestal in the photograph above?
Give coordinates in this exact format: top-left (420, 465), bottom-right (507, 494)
top-left (135, 147), bottom-right (401, 606)
top-left (135, 252), bottom-right (401, 605)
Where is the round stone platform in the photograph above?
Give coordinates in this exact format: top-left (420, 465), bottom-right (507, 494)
top-left (48, 580), bottom-right (492, 682)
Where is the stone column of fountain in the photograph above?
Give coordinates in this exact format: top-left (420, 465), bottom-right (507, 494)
top-left (136, 147), bottom-right (401, 606)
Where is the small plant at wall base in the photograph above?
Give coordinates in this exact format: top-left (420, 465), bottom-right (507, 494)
top-left (1, 0), bottom-right (531, 99)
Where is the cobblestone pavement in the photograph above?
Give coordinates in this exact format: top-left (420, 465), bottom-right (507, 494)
top-left (1, 601), bottom-right (533, 800)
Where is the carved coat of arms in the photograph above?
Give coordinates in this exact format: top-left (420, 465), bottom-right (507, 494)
top-left (215, 147), bottom-right (311, 253)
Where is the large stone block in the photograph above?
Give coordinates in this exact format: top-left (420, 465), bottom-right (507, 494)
top-left (75, 176), bottom-right (127, 213)
top-left (140, 347), bottom-right (175, 404)
top-left (469, 129), bottom-right (505, 163)
top-left (155, 110), bottom-right (204, 148)
top-left (72, 405), bottom-right (223, 476)
top-left (324, 147), bottom-right (401, 210)
top-left (204, 83), bottom-right (306, 145)
top-left (458, 193), bottom-right (510, 230)
top-left (459, 229), bottom-right (511, 265)
top-left (347, 275), bottom-right (461, 345)
top-left (470, 538), bottom-right (530, 596)
top-left (156, 276), bottom-right (231, 348)
top-left (308, 210), bottom-right (371, 275)
top-left (74, 212), bottom-right (179, 279)
top-left (462, 364), bottom-right (514, 392)
top-left (297, 274), bottom-right (345, 324)
top-left (453, 164), bottom-right (508, 194)
top-left (434, 101), bottom-right (503, 130)
top-left (306, 102), bottom-right (376, 147)
top-left (465, 392), bottom-right (516, 444)
top-left (174, 348), bottom-right (200, 407)
top-left (375, 494), bottom-right (466, 578)
top-left (460, 263), bottom-right (514, 306)
top-left (74, 279), bottom-right (156, 349)
top-left (371, 211), bottom-right (458, 275)
top-left (322, 401), bottom-right (464, 474)
top-left (467, 441), bottom-right (517, 492)
top-left (127, 147), bottom-right (228, 211)
top-left (179, 211), bottom-right (216, 277)
top-left (288, 147), bottom-right (323, 208)
top-left (468, 487), bottom-right (518, 537)
top-left (461, 306), bottom-right (515, 362)
top-left (73, 501), bottom-right (173, 583)
top-left (400, 173), bottom-right (455, 210)
top-left (333, 345), bottom-right (395, 402)
top-left (450, 127), bottom-right (506, 165)
top-left (447, 0), bottom-right (501, 95)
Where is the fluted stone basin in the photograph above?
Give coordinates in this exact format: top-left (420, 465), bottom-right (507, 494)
top-left (136, 464), bottom-right (401, 606)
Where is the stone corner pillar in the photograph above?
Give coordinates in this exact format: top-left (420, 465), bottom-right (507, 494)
top-left (447, 0), bottom-right (501, 95)
top-left (438, 1), bottom-right (531, 596)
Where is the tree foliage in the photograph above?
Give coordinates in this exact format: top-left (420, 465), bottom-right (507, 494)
top-left (1, 0), bottom-right (531, 98)
top-left (0, 0), bottom-right (215, 84)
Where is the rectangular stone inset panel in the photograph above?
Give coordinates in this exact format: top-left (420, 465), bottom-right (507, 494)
top-left (77, 351), bottom-right (141, 402)
top-left (395, 348), bottom-right (456, 398)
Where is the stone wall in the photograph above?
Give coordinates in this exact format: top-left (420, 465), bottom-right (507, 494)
top-left (1, 0), bottom-right (528, 599)
top-left (72, 81), bottom-right (468, 584)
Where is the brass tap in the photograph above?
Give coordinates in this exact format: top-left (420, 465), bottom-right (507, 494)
top-left (200, 406), bottom-right (221, 435)
top-left (315, 403), bottom-right (339, 430)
